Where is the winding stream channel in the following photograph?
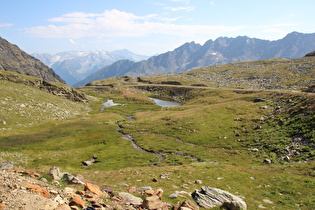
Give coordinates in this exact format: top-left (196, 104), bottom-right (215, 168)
top-left (103, 99), bottom-right (199, 165)
top-left (116, 115), bottom-right (200, 166)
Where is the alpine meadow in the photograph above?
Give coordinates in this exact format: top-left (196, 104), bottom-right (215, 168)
top-left (0, 34), bottom-right (315, 209)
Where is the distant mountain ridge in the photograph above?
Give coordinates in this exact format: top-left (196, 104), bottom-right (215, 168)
top-left (33, 50), bottom-right (149, 85)
top-left (0, 37), bottom-right (65, 83)
top-left (74, 31), bottom-right (315, 87)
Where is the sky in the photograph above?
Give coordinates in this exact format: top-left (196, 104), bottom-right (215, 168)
top-left (1, 0), bottom-right (314, 56)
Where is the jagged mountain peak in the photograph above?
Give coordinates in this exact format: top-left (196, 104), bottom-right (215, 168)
top-left (173, 41), bottom-right (201, 54)
top-left (33, 50), bottom-right (149, 85)
top-left (74, 31), bottom-right (315, 87)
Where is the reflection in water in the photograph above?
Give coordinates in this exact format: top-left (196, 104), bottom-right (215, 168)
top-left (149, 97), bottom-right (181, 107)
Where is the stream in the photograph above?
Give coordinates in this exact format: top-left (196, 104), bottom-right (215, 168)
top-left (116, 124), bottom-right (165, 164)
top-left (149, 97), bottom-right (181, 107)
top-left (117, 116), bottom-right (200, 165)
top-left (102, 100), bottom-right (199, 165)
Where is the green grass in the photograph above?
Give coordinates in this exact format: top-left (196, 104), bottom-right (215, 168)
top-left (140, 57), bottom-right (315, 90)
top-left (0, 79), bottom-right (89, 135)
top-left (1, 72), bottom-right (315, 209)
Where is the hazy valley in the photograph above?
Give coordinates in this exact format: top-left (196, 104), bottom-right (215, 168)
top-left (32, 50), bottom-right (149, 86)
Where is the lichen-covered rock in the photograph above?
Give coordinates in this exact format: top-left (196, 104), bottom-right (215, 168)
top-left (192, 186), bottom-right (247, 210)
top-left (50, 166), bottom-right (65, 181)
top-left (142, 195), bottom-right (164, 210)
top-left (118, 192), bottom-right (143, 205)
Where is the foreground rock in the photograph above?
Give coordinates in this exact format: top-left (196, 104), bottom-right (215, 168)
top-left (1, 166), bottom-right (247, 210)
top-left (0, 167), bottom-right (174, 210)
top-left (192, 186), bottom-right (247, 210)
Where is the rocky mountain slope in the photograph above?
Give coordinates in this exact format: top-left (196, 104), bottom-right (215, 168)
top-left (0, 37), bottom-right (65, 83)
top-left (33, 49), bottom-right (149, 85)
top-left (139, 56), bottom-right (315, 91)
top-left (74, 31), bottom-right (315, 87)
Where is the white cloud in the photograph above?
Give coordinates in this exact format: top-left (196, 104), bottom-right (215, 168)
top-left (69, 39), bottom-right (78, 45)
top-left (0, 23), bottom-right (13, 27)
top-left (165, 6), bottom-right (195, 11)
top-left (170, 0), bottom-right (190, 3)
top-left (26, 9), bottom-right (244, 39)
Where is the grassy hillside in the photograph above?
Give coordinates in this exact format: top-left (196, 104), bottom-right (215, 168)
top-left (139, 57), bottom-right (315, 90)
top-left (1, 60), bottom-right (315, 209)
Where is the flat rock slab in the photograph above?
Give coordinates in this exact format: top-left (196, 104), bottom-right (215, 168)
top-left (192, 186), bottom-right (247, 210)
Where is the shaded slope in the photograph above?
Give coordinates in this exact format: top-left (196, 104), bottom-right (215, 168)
top-left (0, 37), bottom-right (65, 83)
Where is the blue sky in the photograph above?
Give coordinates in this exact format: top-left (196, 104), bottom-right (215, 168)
top-left (1, 0), bottom-right (314, 55)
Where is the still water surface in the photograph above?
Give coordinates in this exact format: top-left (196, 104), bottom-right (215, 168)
top-left (149, 97), bottom-right (181, 107)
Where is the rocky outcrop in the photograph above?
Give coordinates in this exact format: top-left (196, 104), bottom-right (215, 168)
top-left (0, 166), bottom-right (208, 210)
top-left (0, 37), bottom-right (65, 83)
top-left (192, 186), bottom-right (247, 210)
top-left (0, 70), bottom-right (88, 103)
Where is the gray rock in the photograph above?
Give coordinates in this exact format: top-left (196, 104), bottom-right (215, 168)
top-left (282, 156), bottom-right (290, 162)
top-left (251, 148), bottom-right (259, 152)
top-left (40, 178), bottom-right (48, 183)
top-left (0, 161), bottom-right (14, 170)
top-left (136, 186), bottom-right (152, 192)
top-left (195, 180), bottom-right (203, 184)
top-left (262, 199), bottom-right (273, 204)
top-left (118, 192), bottom-right (143, 205)
top-left (49, 166), bottom-right (64, 180)
top-left (263, 159), bottom-right (272, 165)
top-left (63, 173), bottom-right (86, 185)
top-left (192, 186), bottom-right (247, 210)
top-left (170, 193), bottom-right (178, 198)
top-left (49, 166), bottom-right (85, 185)
top-left (82, 155), bottom-right (97, 166)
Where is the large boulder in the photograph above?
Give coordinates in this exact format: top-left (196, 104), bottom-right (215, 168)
top-left (142, 195), bottom-right (164, 210)
top-left (192, 186), bottom-right (247, 210)
top-left (118, 192), bottom-right (143, 205)
top-left (49, 166), bottom-right (64, 181)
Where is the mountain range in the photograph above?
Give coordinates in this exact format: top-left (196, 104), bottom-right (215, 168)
top-left (74, 31), bottom-right (315, 87)
top-left (32, 49), bottom-right (149, 85)
top-left (0, 37), bottom-right (64, 83)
